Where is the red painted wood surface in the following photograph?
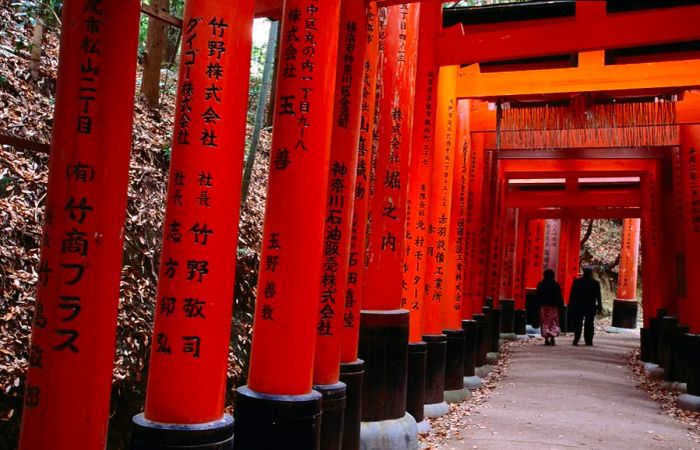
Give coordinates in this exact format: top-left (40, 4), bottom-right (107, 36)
top-left (247, 0), bottom-right (341, 396)
top-left (423, 64), bottom-right (457, 334)
top-left (313, 0), bottom-right (368, 385)
top-left (557, 218), bottom-right (571, 302)
top-left (499, 208), bottom-right (517, 302)
top-left (342, 1), bottom-right (379, 364)
top-left (524, 219), bottom-right (546, 289)
top-left (19, 2), bottom-right (141, 448)
top-left (404, 0), bottom-right (440, 343)
top-left (363, 3), bottom-right (418, 311)
top-left (679, 125), bottom-right (700, 332)
top-left (444, 96), bottom-right (468, 330)
top-left (640, 162), bottom-right (663, 327)
top-left (513, 211), bottom-right (527, 310)
top-left (616, 219), bottom-right (641, 301)
top-left (143, 0), bottom-right (254, 423)
top-left (439, 4), bottom-right (700, 66)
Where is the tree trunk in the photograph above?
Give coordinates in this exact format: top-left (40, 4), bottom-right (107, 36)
top-left (29, 18), bottom-right (44, 81)
top-left (140, 0), bottom-right (169, 108)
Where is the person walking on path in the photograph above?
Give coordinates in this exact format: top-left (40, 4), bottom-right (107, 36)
top-left (536, 269), bottom-right (565, 346)
top-left (568, 266), bottom-right (603, 346)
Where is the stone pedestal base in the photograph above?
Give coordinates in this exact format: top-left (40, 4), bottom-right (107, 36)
top-left (486, 352), bottom-right (499, 366)
top-left (360, 413), bottom-right (418, 450)
top-left (415, 419), bottom-right (430, 434)
top-left (678, 394), bottom-right (700, 412)
top-left (475, 365), bottom-right (492, 378)
top-left (463, 375), bottom-right (483, 390)
top-left (423, 401), bottom-right (449, 418)
top-left (444, 387), bottom-right (470, 404)
top-left (500, 332), bottom-right (517, 341)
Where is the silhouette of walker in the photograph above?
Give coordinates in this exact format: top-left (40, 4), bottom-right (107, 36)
top-left (568, 266), bottom-right (603, 346)
top-left (536, 269), bottom-right (564, 346)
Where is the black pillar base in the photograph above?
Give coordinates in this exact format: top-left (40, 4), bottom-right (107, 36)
top-left (313, 382), bottom-right (346, 450)
top-left (659, 316), bottom-right (679, 371)
top-left (481, 306), bottom-right (492, 353)
top-left (472, 314), bottom-right (488, 368)
top-left (489, 308), bottom-right (501, 353)
top-left (443, 329), bottom-right (466, 391)
top-left (612, 299), bottom-right (638, 329)
top-left (130, 414), bottom-right (234, 450)
top-left (358, 310), bottom-right (409, 422)
top-left (461, 320), bottom-right (477, 377)
top-left (525, 288), bottom-right (539, 327)
top-left (649, 317), bottom-right (661, 364)
top-left (685, 334), bottom-right (700, 396)
top-left (233, 386), bottom-right (322, 450)
top-left (669, 325), bottom-right (690, 383)
top-left (340, 360), bottom-right (364, 450)
top-left (499, 299), bottom-right (515, 334)
top-left (406, 342), bottom-right (427, 424)
top-left (485, 297), bottom-right (494, 308)
top-left (423, 334), bottom-right (447, 405)
top-left (514, 309), bottom-right (527, 335)
top-left (640, 327), bottom-right (651, 362)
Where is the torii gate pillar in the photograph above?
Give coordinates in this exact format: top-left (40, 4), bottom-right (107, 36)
top-left (358, 4), bottom-right (419, 448)
top-left (232, 1), bottom-right (341, 448)
top-left (612, 219), bottom-right (641, 329)
top-left (677, 125), bottom-right (700, 411)
top-left (18, 4), bottom-right (141, 449)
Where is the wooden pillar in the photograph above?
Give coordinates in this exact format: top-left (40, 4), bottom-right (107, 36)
top-left (641, 162), bottom-right (663, 328)
top-left (232, 1), bottom-right (342, 448)
top-left (565, 218), bottom-right (582, 300)
top-left (340, 4), bottom-right (379, 449)
top-left (557, 218), bottom-right (571, 302)
top-left (543, 219), bottom-right (561, 274)
top-left (311, 1), bottom-right (369, 448)
top-left (403, 0), bottom-right (438, 344)
top-left (402, 0), bottom-right (440, 428)
top-left (358, 3), bottom-right (419, 431)
top-left (18, 3), bottom-right (141, 449)
top-left (679, 126), bottom-right (700, 333)
top-left (485, 167), bottom-right (505, 305)
top-left (612, 218), bottom-right (641, 329)
top-left (133, 3), bottom-right (255, 448)
top-left (524, 219), bottom-right (546, 289)
top-left (499, 208), bottom-right (517, 302)
top-left (464, 135), bottom-right (490, 316)
top-left (513, 211), bottom-right (528, 310)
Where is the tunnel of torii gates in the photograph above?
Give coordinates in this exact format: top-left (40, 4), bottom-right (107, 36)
top-left (13, 0), bottom-right (700, 449)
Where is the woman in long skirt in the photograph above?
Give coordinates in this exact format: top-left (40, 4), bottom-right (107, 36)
top-left (536, 269), bottom-right (565, 345)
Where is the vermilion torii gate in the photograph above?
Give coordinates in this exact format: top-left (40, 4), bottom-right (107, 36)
top-left (16, 1), bottom-right (700, 450)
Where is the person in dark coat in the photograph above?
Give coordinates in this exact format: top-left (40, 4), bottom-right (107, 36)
top-left (536, 269), bottom-right (565, 346)
top-left (568, 266), bottom-right (603, 346)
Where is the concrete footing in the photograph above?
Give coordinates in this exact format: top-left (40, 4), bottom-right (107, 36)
top-left (423, 401), bottom-right (449, 418)
top-left (605, 326), bottom-right (640, 334)
top-left (661, 381), bottom-right (688, 392)
top-left (475, 365), bottom-right (492, 378)
top-left (463, 375), bottom-right (483, 390)
top-left (500, 333), bottom-right (517, 341)
top-left (644, 362), bottom-right (665, 380)
top-left (444, 387), bottom-right (470, 404)
top-left (360, 413), bottom-right (418, 450)
top-left (415, 419), bottom-right (430, 434)
top-left (678, 394), bottom-right (700, 412)
top-left (486, 352), bottom-right (499, 365)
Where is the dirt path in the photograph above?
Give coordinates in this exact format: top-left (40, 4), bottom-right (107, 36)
top-left (433, 333), bottom-right (698, 450)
